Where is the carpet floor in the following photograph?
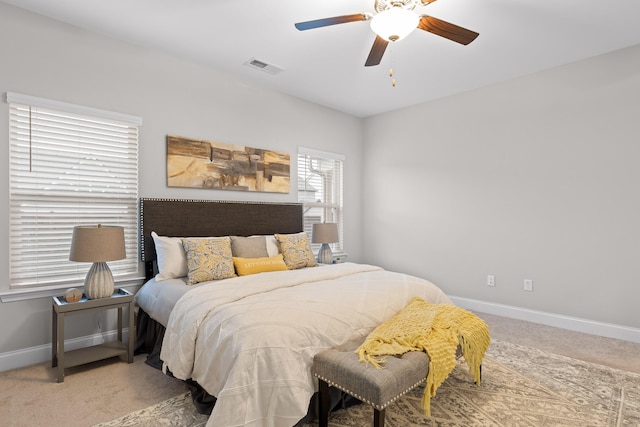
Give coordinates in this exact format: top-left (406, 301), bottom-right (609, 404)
top-left (92, 339), bottom-right (640, 427)
top-left (3, 312), bottom-right (639, 426)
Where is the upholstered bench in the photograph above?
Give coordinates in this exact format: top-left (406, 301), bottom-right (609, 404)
top-left (312, 339), bottom-right (430, 427)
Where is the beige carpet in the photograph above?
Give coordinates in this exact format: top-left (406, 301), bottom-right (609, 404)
top-left (92, 339), bottom-right (640, 427)
top-left (3, 313), bottom-right (639, 426)
top-left (1, 354), bottom-right (189, 426)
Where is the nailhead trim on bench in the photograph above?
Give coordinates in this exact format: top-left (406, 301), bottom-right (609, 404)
top-left (314, 373), bottom-right (427, 411)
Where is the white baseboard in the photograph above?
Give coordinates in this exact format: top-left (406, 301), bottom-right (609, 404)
top-left (0, 329), bottom-right (130, 373)
top-left (450, 296), bottom-right (640, 344)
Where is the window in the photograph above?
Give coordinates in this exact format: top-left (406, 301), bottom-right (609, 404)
top-left (7, 92), bottom-right (141, 289)
top-left (297, 148), bottom-right (344, 254)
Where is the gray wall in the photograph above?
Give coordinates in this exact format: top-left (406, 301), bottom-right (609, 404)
top-left (363, 44), bottom-right (640, 329)
top-left (0, 3), bottom-right (363, 356)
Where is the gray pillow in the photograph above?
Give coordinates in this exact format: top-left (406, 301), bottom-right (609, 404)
top-left (230, 236), bottom-right (269, 258)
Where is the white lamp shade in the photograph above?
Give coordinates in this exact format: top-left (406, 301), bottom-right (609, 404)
top-left (370, 8), bottom-right (420, 42)
top-left (312, 223), bottom-right (339, 244)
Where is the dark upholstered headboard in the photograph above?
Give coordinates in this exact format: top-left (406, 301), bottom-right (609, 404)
top-left (139, 198), bottom-right (304, 279)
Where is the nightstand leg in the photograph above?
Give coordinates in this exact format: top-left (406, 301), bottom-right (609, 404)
top-left (127, 301), bottom-right (134, 363)
top-left (117, 307), bottom-right (123, 342)
top-left (56, 312), bottom-right (65, 382)
top-left (52, 309), bottom-right (57, 368)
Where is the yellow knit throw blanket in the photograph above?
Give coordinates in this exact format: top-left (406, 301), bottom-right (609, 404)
top-left (355, 297), bottom-right (490, 416)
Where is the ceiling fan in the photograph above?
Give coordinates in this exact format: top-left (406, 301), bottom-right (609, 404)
top-left (295, 0), bottom-right (479, 67)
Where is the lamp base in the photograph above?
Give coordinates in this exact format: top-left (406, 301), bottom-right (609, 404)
top-left (317, 243), bottom-right (333, 264)
top-left (84, 262), bottom-right (115, 299)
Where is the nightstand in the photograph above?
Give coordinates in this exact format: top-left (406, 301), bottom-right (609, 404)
top-left (52, 288), bottom-right (134, 382)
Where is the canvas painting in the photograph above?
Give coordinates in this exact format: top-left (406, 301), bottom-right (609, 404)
top-left (166, 135), bottom-right (290, 193)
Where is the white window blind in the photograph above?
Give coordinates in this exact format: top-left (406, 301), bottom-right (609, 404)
top-left (7, 92), bottom-right (141, 288)
top-left (297, 148), bottom-right (344, 253)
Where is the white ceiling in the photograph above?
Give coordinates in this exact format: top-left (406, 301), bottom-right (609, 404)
top-left (3, 0), bottom-right (640, 117)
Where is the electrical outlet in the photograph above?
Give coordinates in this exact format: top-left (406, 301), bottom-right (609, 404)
top-left (487, 275), bottom-right (495, 287)
top-left (524, 279), bottom-right (533, 291)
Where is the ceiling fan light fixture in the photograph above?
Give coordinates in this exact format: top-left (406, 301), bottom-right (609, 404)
top-left (370, 7), bottom-right (419, 42)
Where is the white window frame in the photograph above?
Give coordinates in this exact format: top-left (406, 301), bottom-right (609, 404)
top-left (5, 92), bottom-right (142, 294)
top-left (297, 147), bottom-right (345, 255)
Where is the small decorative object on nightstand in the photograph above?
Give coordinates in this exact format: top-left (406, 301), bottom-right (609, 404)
top-left (69, 224), bottom-right (126, 299)
top-left (312, 223), bottom-right (339, 264)
top-left (64, 288), bottom-right (83, 303)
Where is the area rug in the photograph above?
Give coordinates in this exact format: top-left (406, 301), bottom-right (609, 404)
top-left (94, 340), bottom-right (640, 426)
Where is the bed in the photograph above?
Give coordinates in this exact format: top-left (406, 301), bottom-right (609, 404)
top-left (134, 198), bottom-right (453, 427)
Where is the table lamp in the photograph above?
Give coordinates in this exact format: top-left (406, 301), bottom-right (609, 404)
top-left (312, 223), bottom-right (339, 264)
top-left (69, 224), bottom-right (126, 299)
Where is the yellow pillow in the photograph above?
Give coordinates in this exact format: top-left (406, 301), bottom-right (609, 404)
top-left (233, 254), bottom-right (288, 276)
top-left (181, 237), bottom-right (235, 285)
top-left (274, 232), bottom-right (318, 270)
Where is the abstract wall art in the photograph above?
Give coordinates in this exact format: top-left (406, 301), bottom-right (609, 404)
top-left (166, 135), bottom-right (290, 193)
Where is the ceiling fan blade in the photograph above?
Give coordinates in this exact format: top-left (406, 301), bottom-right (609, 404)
top-left (421, 0), bottom-right (438, 4)
top-left (365, 36), bottom-right (389, 67)
top-left (418, 16), bottom-right (479, 45)
top-left (295, 14), bottom-right (369, 31)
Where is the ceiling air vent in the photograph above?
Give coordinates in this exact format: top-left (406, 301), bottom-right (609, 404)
top-left (244, 58), bottom-right (284, 75)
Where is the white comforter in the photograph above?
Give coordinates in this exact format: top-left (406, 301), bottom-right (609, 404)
top-left (161, 262), bottom-right (452, 427)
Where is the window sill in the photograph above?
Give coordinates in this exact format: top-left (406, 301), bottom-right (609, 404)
top-left (0, 277), bottom-right (146, 303)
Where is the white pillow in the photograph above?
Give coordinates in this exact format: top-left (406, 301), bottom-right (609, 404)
top-left (151, 231), bottom-right (188, 281)
top-left (265, 235), bottom-right (280, 257)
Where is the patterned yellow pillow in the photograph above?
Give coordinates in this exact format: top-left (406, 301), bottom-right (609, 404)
top-left (233, 254), bottom-right (289, 276)
top-left (181, 237), bottom-right (235, 285)
top-left (274, 232), bottom-right (318, 270)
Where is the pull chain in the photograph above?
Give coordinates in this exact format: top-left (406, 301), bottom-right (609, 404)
top-left (389, 45), bottom-right (396, 87)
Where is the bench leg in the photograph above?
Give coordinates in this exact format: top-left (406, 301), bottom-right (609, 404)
top-left (318, 379), bottom-right (330, 427)
top-left (374, 407), bottom-right (385, 427)
top-left (475, 365), bottom-right (482, 385)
